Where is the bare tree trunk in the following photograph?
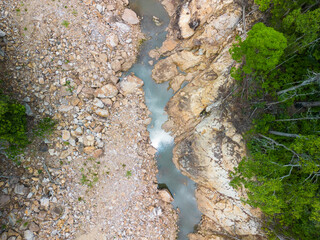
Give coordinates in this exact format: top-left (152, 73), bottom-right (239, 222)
top-left (275, 117), bottom-right (320, 122)
top-left (277, 72), bottom-right (320, 95)
top-left (269, 131), bottom-right (302, 138)
top-left (242, 0), bottom-right (247, 37)
top-left (295, 101), bottom-right (320, 108)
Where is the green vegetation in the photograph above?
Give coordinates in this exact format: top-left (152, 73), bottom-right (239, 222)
top-left (33, 117), bottom-right (57, 139)
top-left (61, 20), bottom-right (70, 28)
top-left (230, 22), bottom-right (287, 75)
top-left (0, 91), bottom-right (56, 159)
top-left (80, 159), bottom-right (100, 187)
top-left (126, 170), bottom-right (132, 178)
top-left (64, 80), bottom-right (74, 93)
top-left (229, 1), bottom-right (320, 239)
top-left (0, 94), bottom-right (29, 158)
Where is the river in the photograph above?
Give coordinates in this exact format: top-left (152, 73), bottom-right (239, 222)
top-left (126, 0), bottom-right (202, 239)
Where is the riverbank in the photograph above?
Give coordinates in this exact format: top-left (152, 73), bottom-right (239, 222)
top-left (0, 0), bottom-right (177, 239)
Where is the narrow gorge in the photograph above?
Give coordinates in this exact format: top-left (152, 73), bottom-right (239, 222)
top-left (150, 0), bottom-right (266, 239)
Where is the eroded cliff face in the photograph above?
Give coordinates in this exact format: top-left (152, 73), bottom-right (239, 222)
top-left (154, 0), bottom-right (266, 238)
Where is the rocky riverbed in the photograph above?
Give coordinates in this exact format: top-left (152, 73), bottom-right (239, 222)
top-left (0, 0), bottom-right (177, 239)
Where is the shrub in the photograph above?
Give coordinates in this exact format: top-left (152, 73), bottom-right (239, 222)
top-left (0, 94), bottom-right (28, 157)
top-left (230, 23), bottom-right (287, 75)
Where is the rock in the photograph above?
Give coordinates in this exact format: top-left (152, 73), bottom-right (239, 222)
top-left (97, 53), bottom-right (108, 63)
top-left (9, 176), bottom-right (19, 185)
top-left (148, 49), bottom-right (160, 59)
top-left (59, 105), bottom-right (73, 112)
top-left (38, 77), bottom-right (45, 84)
top-left (0, 194), bottom-right (10, 207)
top-left (120, 74), bottom-right (144, 95)
top-left (159, 39), bottom-right (178, 54)
top-left (40, 197), bottom-right (50, 208)
top-left (37, 211), bottom-right (47, 220)
top-left (0, 232), bottom-right (7, 240)
top-left (188, 233), bottom-right (206, 240)
top-left (93, 98), bottom-right (104, 108)
top-left (169, 74), bottom-right (186, 93)
top-left (24, 230), bottom-right (34, 240)
top-left (121, 61), bottom-right (134, 71)
top-left (152, 207), bottom-right (162, 217)
top-left (152, 58), bottom-right (178, 83)
top-left (7, 230), bottom-right (19, 237)
top-left (0, 30), bottom-right (5, 37)
top-left (147, 146), bottom-right (157, 155)
top-left (93, 149), bottom-right (104, 158)
top-left (62, 63), bottom-right (72, 71)
top-left (62, 130), bottom-right (71, 141)
top-left (152, 16), bottom-right (162, 26)
top-left (122, 9), bottom-right (140, 25)
top-left (84, 135), bottom-right (94, 147)
top-left (14, 184), bottom-right (28, 195)
top-left (107, 4), bottom-right (115, 11)
top-left (110, 75), bottom-right (119, 84)
top-left (23, 103), bottom-right (33, 116)
top-left (115, 22), bottom-right (131, 33)
top-left (95, 109), bottom-right (109, 118)
top-left (48, 149), bottom-right (55, 156)
top-left (161, 0), bottom-right (175, 16)
top-left (96, 4), bottom-right (104, 13)
top-left (9, 212), bottom-right (17, 225)
top-left (39, 142), bottom-right (48, 152)
top-left (52, 205), bottom-right (63, 216)
top-left (171, 51), bottom-right (203, 71)
top-left (0, 49), bottom-right (4, 58)
top-left (83, 0), bottom-right (92, 5)
top-left (84, 146), bottom-right (95, 154)
top-left (72, 127), bottom-right (83, 136)
top-left (107, 34), bottom-right (119, 47)
top-left (23, 97), bottom-right (31, 102)
top-left (70, 97), bottom-right (80, 106)
top-left (111, 60), bottom-right (122, 72)
top-left (179, 4), bottom-right (195, 38)
top-left (158, 189), bottom-right (174, 203)
top-left (95, 84), bottom-right (118, 98)
top-left (28, 222), bottom-right (40, 232)
top-left (101, 98), bottom-right (113, 106)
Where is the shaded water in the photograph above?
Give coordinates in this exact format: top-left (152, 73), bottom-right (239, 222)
top-left (127, 0), bottom-right (202, 239)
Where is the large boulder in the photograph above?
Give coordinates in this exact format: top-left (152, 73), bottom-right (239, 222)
top-left (94, 84), bottom-right (118, 98)
top-left (152, 58), bottom-right (178, 83)
top-left (122, 9), bottom-right (140, 25)
top-left (120, 74), bottom-right (144, 95)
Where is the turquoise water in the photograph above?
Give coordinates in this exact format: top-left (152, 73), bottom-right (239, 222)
top-left (127, 0), bottom-right (202, 239)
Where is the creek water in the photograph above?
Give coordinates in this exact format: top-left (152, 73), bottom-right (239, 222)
top-left (126, 0), bottom-right (202, 239)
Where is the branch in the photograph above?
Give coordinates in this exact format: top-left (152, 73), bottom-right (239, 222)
top-left (294, 101), bottom-right (320, 108)
top-left (275, 117), bottom-right (320, 122)
top-left (42, 160), bottom-right (59, 185)
top-left (242, 0), bottom-right (247, 37)
top-left (269, 131), bottom-right (302, 138)
top-left (280, 166), bottom-right (294, 180)
top-left (258, 134), bottom-right (299, 157)
top-left (277, 72), bottom-right (320, 95)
